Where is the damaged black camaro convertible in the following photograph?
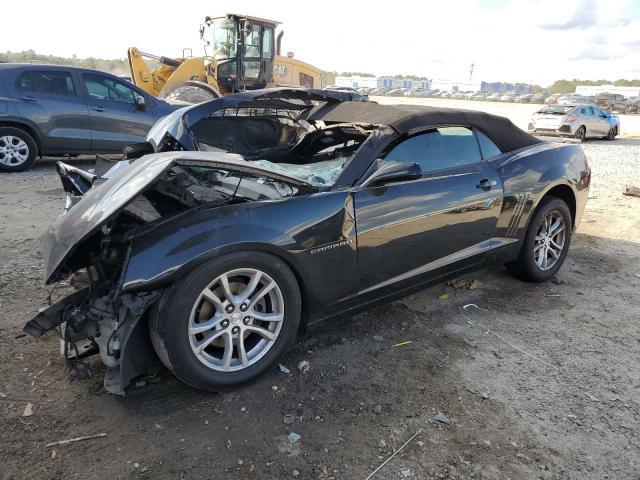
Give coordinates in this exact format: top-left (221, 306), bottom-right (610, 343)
top-left (25, 88), bottom-right (590, 394)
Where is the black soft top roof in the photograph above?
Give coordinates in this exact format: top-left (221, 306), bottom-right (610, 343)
top-left (308, 101), bottom-right (542, 153)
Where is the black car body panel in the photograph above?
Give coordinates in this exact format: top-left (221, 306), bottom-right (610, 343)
top-left (0, 63), bottom-right (179, 156)
top-left (25, 88), bottom-right (590, 394)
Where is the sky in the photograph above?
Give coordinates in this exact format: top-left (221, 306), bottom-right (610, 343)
top-left (2, 0), bottom-right (640, 86)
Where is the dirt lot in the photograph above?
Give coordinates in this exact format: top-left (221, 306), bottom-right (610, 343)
top-left (1, 101), bottom-right (639, 480)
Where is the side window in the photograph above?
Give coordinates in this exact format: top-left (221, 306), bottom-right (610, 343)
top-left (580, 107), bottom-right (590, 116)
top-left (385, 126), bottom-right (481, 173)
top-left (83, 74), bottom-right (135, 103)
top-left (262, 27), bottom-right (273, 59)
top-left (244, 23), bottom-right (261, 58)
top-left (16, 70), bottom-right (76, 96)
top-left (299, 72), bottom-right (314, 88)
top-left (476, 130), bottom-right (503, 159)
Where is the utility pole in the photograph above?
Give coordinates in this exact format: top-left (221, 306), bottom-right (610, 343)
top-left (469, 61), bottom-right (475, 82)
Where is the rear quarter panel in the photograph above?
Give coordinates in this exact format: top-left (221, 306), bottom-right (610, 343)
top-left (121, 191), bottom-right (358, 324)
top-left (489, 141), bottom-right (590, 255)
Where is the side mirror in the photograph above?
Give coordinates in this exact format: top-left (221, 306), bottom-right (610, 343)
top-left (135, 95), bottom-right (147, 111)
top-left (361, 161), bottom-right (422, 188)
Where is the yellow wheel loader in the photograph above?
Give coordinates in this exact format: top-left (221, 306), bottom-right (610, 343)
top-left (128, 14), bottom-right (322, 103)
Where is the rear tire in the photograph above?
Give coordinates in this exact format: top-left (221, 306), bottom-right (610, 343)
top-left (505, 197), bottom-right (572, 282)
top-left (149, 251), bottom-right (301, 391)
top-left (0, 127), bottom-right (38, 172)
top-left (163, 85), bottom-right (218, 104)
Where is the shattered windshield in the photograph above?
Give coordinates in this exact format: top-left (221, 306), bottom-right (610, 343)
top-left (250, 157), bottom-right (348, 187)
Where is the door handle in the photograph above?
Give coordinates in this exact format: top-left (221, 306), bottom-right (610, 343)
top-left (476, 179), bottom-right (497, 189)
top-left (20, 96), bottom-right (37, 102)
top-left (92, 106), bottom-right (106, 112)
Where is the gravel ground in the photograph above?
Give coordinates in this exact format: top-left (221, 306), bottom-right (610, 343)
top-left (0, 102), bottom-right (639, 480)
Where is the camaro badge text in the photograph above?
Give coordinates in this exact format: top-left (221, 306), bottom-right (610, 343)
top-left (310, 239), bottom-right (353, 255)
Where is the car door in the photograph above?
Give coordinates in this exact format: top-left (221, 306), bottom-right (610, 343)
top-left (354, 126), bottom-right (504, 294)
top-left (80, 72), bottom-right (155, 152)
top-left (577, 106), bottom-right (596, 137)
top-left (589, 107), bottom-right (609, 136)
top-left (13, 69), bottom-right (91, 152)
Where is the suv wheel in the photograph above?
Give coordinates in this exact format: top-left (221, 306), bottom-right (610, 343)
top-left (149, 252), bottom-right (301, 391)
top-left (0, 127), bottom-right (38, 172)
top-left (506, 197), bottom-right (572, 282)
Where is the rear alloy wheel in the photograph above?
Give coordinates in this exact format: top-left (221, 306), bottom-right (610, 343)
top-left (606, 128), bottom-right (617, 141)
top-left (149, 252), bottom-right (301, 391)
top-left (574, 126), bottom-right (586, 141)
top-left (0, 127), bottom-right (38, 172)
top-left (506, 197), bottom-right (572, 282)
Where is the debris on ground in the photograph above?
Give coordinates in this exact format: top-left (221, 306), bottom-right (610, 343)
top-left (551, 276), bottom-right (565, 285)
top-left (372, 404), bottom-right (383, 414)
top-left (377, 439), bottom-right (387, 449)
top-left (372, 335), bottom-right (384, 342)
top-left (623, 186), bottom-right (640, 198)
top-left (0, 391), bottom-right (7, 398)
top-left (45, 433), bottom-right (107, 447)
top-left (448, 279), bottom-right (482, 289)
top-left (392, 340), bottom-right (412, 347)
top-left (288, 432), bottom-right (301, 444)
top-left (278, 364), bottom-right (290, 374)
top-left (283, 414), bottom-right (295, 425)
top-left (432, 412), bottom-right (451, 425)
top-left (365, 429), bottom-right (423, 480)
top-left (438, 293), bottom-right (449, 301)
top-left (22, 403), bottom-right (33, 417)
top-left (296, 361), bottom-right (310, 374)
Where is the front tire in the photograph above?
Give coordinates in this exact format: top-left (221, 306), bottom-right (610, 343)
top-left (506, 197), bottom-right (572, 282)
top-left (163, 85), bottom-right (218, 104)
top-left (606, 127), bottom-right (617, 141)
top-left (574, 126), bottom-right (586, 141)
top-left (149, 252), bottom-right (301, 391)
top-left (0, 127), bottom-right (38, 172)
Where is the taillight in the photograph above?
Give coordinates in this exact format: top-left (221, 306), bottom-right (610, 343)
top-left (564, 114), bottom-right (577, 121)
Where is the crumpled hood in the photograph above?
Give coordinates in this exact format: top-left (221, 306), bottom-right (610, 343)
top-left (43, 151), bottom-right (313, 283)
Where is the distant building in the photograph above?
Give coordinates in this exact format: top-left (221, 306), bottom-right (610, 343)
top-left (575, 85), bottom-right (640, 98)
top-left (334, 76), bottom-right (378, 89)
top-left (431, 80), bottom-right (481, 92)
top-left (377, 77), bottom-right (431, 90)
top-left (334, 76), bottom-right (430, 90)
top-left (480, 82), bottom-right (532, 94)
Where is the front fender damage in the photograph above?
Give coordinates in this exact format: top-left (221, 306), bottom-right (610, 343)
top-left (24, 288), bottom-right (162, 395)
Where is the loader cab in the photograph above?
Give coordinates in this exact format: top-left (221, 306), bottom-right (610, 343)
top-left (202, 14), bottom-right (278, 93)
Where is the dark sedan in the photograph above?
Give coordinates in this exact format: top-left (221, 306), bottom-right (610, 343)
top-left (25, 89), bottom-right (590, 394)
top-left (0, 64), bottom-right (179, 171)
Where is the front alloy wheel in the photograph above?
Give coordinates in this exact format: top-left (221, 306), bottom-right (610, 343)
top-left (149, 252), bottom-right (301, 391)
top-left (188, 268), bottom-right (284, 372)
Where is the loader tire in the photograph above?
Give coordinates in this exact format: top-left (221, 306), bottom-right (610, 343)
top-left (163, 85), bottom-right (218, 104)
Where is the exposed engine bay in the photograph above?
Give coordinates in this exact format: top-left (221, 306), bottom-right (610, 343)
top-left (28, 121), bottom-right (374, 394)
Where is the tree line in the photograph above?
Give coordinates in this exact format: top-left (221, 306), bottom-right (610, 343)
top-left (4, 51), bottom-right (640, 93)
